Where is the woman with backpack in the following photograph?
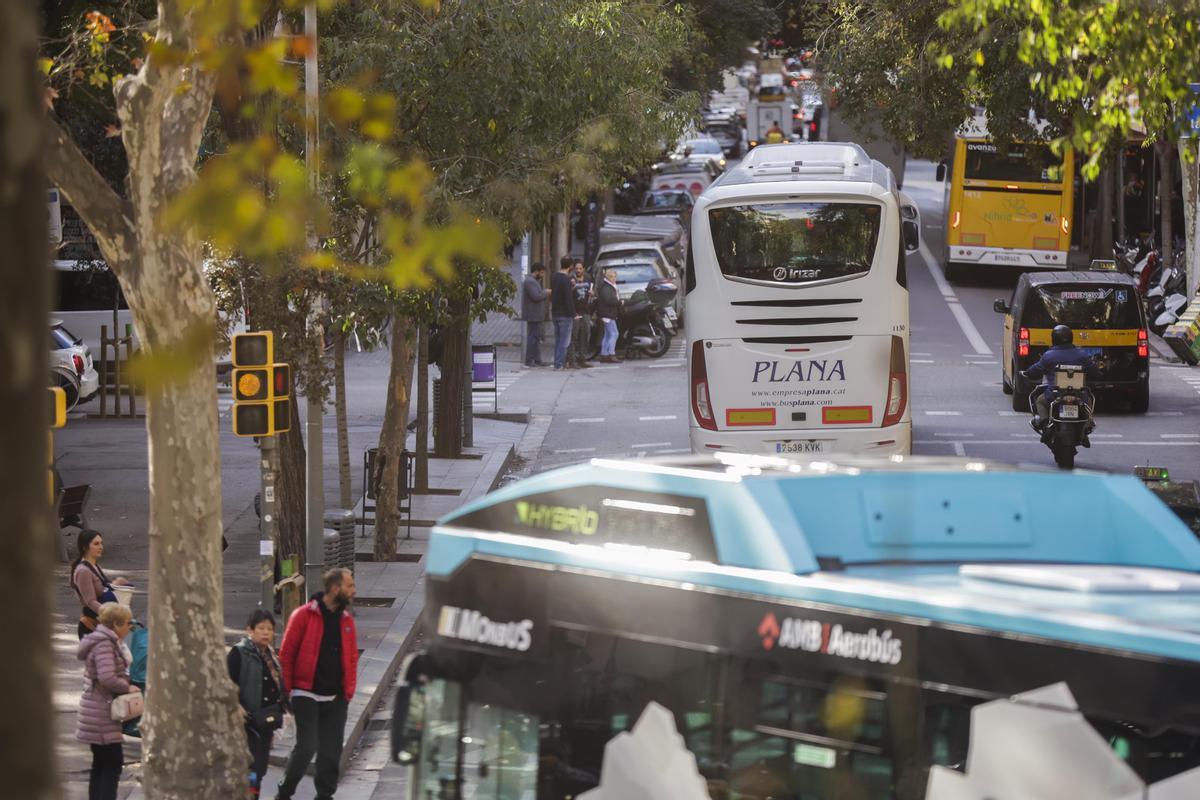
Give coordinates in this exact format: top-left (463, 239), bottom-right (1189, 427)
top-left (76, 602), bottom-right (141, 800)
top-left (71, 529), bottom-right (130, 640)
top-left (228, 609), bottom-right (287, 797)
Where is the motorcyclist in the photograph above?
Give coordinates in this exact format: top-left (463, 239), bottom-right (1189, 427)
top-left (1020, 324), bottom-right (1100, 433)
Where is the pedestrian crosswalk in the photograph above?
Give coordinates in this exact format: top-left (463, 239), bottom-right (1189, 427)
top-left (472, 368), bottom-right (525, 410)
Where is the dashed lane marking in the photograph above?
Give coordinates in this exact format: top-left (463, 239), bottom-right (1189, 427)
top-left (553, 447), bottom-right (596, 454)
top-left (953, 442), bottom-right (966, 457)
top-left (1146, 411), bottom-right (1185, 416)
top-left (924, 411), bottom-right (963, 416)
top-left (567, 417), bottom-right (605, 423)
top-left (918, 439), bottom-right (1200, 447)
top-left (1162, 433), bottom-right (1200, 439)
top-left (933, 432), bottom-right (973, 437)
top-left (639, 415), bottom-right (678, 421)
top-left (911, 359), bottom-right (936, 364)
top-left (653, 448), bottom-right (692, 454)
top-left (916, 238), bottom-right (992, 355)
top-left (632, 442), bottom-right (673, 448)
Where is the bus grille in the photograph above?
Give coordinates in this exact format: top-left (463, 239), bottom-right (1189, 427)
top-left (741, 335), bottom-right (853, 344)
top-left (734, 316), bottom-right (858, 326)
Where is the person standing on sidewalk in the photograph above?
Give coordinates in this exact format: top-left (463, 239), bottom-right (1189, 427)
top-left (568, 260), bottom-right (593, 368)
top-left (551, 257), bottom-right (578, 370)
top-left (597, 268), bottom-right (623, 363)
top-left (71, 529), bottom-right (130, 640)
top-left (520, 262), bottom-right (549, 367)
top-left (76, 602), bottom-right (140, 800)
top-left (276, 568), bottom-right (358, 800)
top-left (228, 609), bottom-right (286, 797)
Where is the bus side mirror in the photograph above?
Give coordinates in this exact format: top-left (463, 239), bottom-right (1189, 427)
top-left (391, 654), bottom-right (429, 765)
top-left (993, 299), bottom-right (1010, 314)
top-left (935, 162), bottom-right (947, 182)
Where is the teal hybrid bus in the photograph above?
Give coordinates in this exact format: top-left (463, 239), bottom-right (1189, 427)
top-left (392, 455), bottom-right (1200, 799)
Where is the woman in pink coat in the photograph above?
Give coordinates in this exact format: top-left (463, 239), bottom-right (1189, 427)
top-left (76, 602), bottom-right (140, 800)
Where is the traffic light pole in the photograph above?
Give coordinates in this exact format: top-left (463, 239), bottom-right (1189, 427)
top-left (302, 0), bottom-right (326, 594)
top-left (258, 436), bottom-right (277, 610)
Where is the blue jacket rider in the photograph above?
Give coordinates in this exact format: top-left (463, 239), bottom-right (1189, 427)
top-left (1023, 326), bottom-right (1100, 395)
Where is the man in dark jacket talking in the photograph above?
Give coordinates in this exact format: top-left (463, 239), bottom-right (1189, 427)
top-left (520, 262), bottom-right (548, 367)
top-left (276, 568), bottom-right (358, 800)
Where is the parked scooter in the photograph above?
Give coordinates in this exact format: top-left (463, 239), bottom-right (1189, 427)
top-left (587, 278), bottom-right (677, 359)
top-left (1022, 365), bottom-right (1095, 470)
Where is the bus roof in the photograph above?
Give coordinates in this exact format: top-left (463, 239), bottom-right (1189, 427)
top-left (708, 142), bottom-right (897, 194)
top-left (434, 455), bottom-right (1200, 662)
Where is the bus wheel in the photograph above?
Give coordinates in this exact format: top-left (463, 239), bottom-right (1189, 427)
top-left (943, 262), bottom-right (960, 283)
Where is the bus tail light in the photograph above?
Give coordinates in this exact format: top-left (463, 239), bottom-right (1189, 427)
top-left (1138, 328), bottom-right (1149, 358)
top-left (882, 336), bottom-right (907, 428)
top-left (951, 211), bottom-right (961, 229)
top-left (691, 340), bottom-right (717, 431)
top-left (1018, 327), bottom-right (1030, 357)
top-left (1061, 216), bottom-right (1070, 235)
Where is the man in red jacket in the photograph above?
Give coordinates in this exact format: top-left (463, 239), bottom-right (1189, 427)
top-left (276, 568), bottom-right (358, 800)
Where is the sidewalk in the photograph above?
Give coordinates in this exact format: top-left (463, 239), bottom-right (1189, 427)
top-left (54, 346), bottom-right (524, 799)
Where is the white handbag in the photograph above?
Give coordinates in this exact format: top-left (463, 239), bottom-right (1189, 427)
top-left (111, 691), bottom-right (144, 722)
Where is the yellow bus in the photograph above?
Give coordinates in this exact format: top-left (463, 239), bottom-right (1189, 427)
top-left (937, 120), bottom-right (1074, 281)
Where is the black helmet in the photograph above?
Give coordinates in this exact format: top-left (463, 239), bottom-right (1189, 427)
top-left (1051, 324), bottom-right (1073, 346)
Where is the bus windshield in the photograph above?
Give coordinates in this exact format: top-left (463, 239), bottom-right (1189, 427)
top-left (963, 141), bottom-right (1059, 184)
top-left (708, 202), bottom-right (881, 284)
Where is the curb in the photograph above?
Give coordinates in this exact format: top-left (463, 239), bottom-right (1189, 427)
top-left (1149, 331), bottom-right (1181, 364)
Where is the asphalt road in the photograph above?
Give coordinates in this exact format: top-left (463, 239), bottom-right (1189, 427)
top-left (521, 159), bottom-right (1200, 480)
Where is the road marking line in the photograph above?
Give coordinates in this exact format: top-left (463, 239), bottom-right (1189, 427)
top-left (653, 448), bottom-right (692, 454)
top-left (924, 411), bottom-right (963, 416)
top-left (966, 360), bottom-right (998, 365)
top-left (554, 447), bottom-right (596, 454)
top-left (648, 363), bottom-right (684, 369)
top-left (590, 365), bottom-right (619, 370)
top-left (1089, 434), bottom-right (1123, 438)
top-left (953, 442), bottom-right (966, 457)
top-left (912, 352), bottom-right (932, 356)
top-left (1147, 411), bottom-right (1185, 416)
top-left (934, 432), bottom-right (974, 437)
top-left (632, 442), bottom-right (673, 448)
top-left (639, 415), bottom-right (677, 421)
top-left (1162, 434), bottom-right (1200, 439)
top-left (916, 440), bottom-right (1200, 447)
top-left (997, 411), bottom-right (1026, 416)
top-left (917, 240), bottom-right (992, 355)
top-left (911, 359), bottom-right (936, 364)
top-left (568, 417), bottom-right (605, 423)
top-left (1010, 433), bottom-right (1038, 437)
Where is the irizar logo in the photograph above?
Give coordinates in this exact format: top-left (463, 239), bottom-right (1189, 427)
top-left (515, 500), bottom-right (599, 535)
top-left (437, 605), bottom-right (533, 652)
top-left (758, 612), bottom-right (902, 665)
top-left (772, 266), bottom-right (822, 282)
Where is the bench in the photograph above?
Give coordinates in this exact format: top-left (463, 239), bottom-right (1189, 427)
top-left (53, 481), bottom-right (92, 563)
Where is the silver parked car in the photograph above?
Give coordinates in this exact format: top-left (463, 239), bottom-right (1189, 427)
top-left (50, 320), bottom-right (100, 410)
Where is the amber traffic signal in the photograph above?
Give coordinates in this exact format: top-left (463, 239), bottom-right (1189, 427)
top-left (231, 332), bottom-right (291, 437)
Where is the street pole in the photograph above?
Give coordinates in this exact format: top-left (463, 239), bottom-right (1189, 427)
top-left (303, 1), bottom-right (326, 593)
top-left (258, 436), bottom-right (277, 610)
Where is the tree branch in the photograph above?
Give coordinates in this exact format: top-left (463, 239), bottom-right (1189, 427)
top-left (44, 114), bottom-right (138, 278)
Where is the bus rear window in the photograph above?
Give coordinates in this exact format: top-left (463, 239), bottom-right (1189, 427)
top-left (1023, 285), bottom-right (1142, 329)
top-left (708, 202), bottom-right (881, 285)
top-left (964, 142), bottom-right (1059, 183)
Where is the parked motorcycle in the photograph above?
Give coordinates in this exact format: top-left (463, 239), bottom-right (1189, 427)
top-left (1023, 365), bottom-right (1095, 470)
top-left (587, 278), bottom-right (677, 359)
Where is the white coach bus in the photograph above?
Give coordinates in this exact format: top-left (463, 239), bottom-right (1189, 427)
top-left (687, 142), bottom-right (920, 456)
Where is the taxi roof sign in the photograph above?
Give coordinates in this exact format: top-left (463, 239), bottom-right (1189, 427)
top-left (1088, 259), bottom-right (1119, 272)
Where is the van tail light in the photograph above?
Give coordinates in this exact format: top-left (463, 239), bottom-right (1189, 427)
top-left (1018, 327), bottom-right (1030, 357)
top-left (73, 354), bottom-right (85, 376)
top-left (882, 336), bottom-right (907, 428)
top-left (1137, 328), bottom-right (1149, 358)
top-left (691, 340), bottom-right (717, 431)
top-left (951, 211), bottom-right (961, 229)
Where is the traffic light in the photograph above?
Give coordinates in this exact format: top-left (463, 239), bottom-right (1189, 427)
top-left (231, 331), bottom-right (290, 437)
top-left (48, 387), bottom-right (66, 429)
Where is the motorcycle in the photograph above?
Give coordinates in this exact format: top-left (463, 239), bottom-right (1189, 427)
top-left (587, 277), bottom-right (677, 359)
top-left (1023, 365), bottom-right (1095, 470)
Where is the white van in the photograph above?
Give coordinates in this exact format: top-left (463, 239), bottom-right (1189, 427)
top-left (686, 142), bottom-right (920, 457)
